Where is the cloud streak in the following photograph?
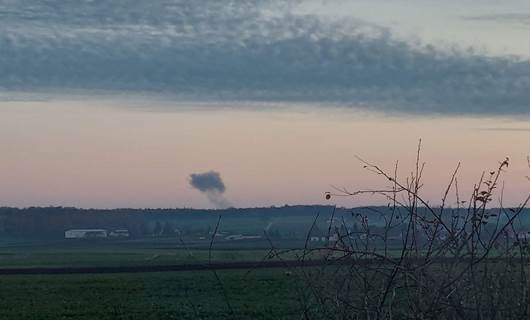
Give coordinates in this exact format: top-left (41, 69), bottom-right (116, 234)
top-left (463, 13), bottom-right (530, 25)
top-left (476, 127), bottom-right (530, 132)
top-left (2, 0), bottom-right (530, 115)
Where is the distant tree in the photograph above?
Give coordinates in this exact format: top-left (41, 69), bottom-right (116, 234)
top-left (161, 222), bottom-right (175, 236)
top-left (153, 221), bottom-right (162, 236)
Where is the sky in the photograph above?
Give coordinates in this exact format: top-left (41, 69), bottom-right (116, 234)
top-left (1, 0), bottom-right (530, 208)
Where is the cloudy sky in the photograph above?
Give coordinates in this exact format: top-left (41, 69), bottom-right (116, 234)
top-left (1, 0), bottom-right (530, 208)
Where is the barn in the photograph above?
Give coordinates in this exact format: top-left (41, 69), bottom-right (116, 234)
top-left (65, 229), bottom-right (108, 239)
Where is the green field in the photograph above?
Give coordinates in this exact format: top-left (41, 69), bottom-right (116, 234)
top-left (0, 269), bottom-right (302, 319)
top-left (0, 237), bottom-right (480, 320)
top-left (0, 238), bottom-right (310, 319)
top-left (0, 238), bottom-right (302, 269)
top-left (0, 238), bottom-right (528, 319)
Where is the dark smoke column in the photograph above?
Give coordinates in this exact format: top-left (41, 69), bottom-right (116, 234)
top-left (189, 171), bottom-right (232, 209)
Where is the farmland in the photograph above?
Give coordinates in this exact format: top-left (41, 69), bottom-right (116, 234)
top-left (0, 240), bottom-right (275, 269)
top-left (0, 236), bottom-right (338, 270)
top-left (0, 206), bottom-right (528, 319)
top-left (0, 269), bottom-right (302, 320)
top-left (0, 207), bottom-right (349, 318)
top-left (0, 238), bottom-right (306, 319)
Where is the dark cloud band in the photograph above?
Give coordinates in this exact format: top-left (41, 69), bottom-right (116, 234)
top-left (2, 0), bottom-right (530, 115)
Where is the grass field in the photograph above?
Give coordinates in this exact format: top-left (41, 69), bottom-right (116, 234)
top-left (0, 238), bottom-right (423, 319)
top-left (0, 238), bottom-right (308, 319)
top-left (0, 237), bottom-right (528, 319)
top-left (0, 237), bottom-right (344, 269)
top-left (0, 238), bottom-right (299, 269)
top-left (0, 269), bottom-right (302, 320)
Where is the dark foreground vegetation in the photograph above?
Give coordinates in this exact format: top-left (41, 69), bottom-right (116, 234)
top-left (293, 146), bottom-right (530, 319)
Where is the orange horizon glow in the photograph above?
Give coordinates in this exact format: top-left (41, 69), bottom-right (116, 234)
top-left (1, 98), bottom-right (530, 209)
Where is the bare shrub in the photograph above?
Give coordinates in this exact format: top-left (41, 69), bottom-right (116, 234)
top-left (294, 141), bottom-right (530, 319)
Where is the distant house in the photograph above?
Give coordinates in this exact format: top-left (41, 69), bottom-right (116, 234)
top-left (65, 229), bottom-right (108, 239)
top-left (109, 229), bottom-right (130, 238)
top-left (310, 234), bottom-right (340, 242)
top-left (516, 231), bottom-right (530, 240)
top-left (224, 234), bottom-right (262, 241)
top-left (517, 231), bottom-right (530, 239)
top-left (507, 230), bottom-right (530, 241)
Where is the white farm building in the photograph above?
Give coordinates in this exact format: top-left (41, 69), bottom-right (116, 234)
top-left (65, 229), bottom-right (108, 239)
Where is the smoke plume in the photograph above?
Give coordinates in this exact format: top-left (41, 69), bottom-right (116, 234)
top-left (189, 171), bottom-right (232, 208)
